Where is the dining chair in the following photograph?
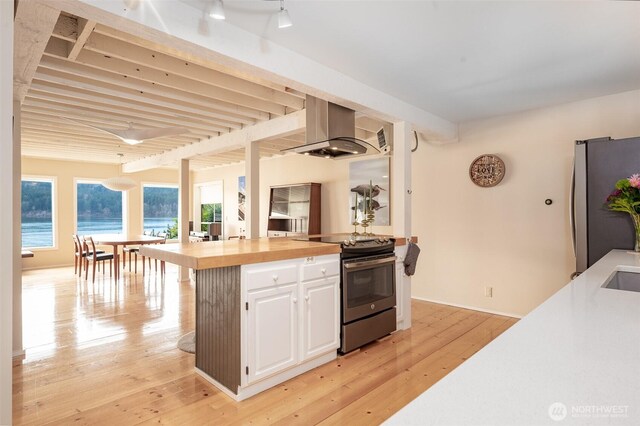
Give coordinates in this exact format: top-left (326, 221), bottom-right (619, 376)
top-left (73, 234), bottom-right (104, 277)
top-left (83, 236), bottom-right (114, 283)
top-left (72, 234), bottom-right (81, 276)
top-left (122, 245), bottom-right (140, 274)
top-left (143, 232), bottom-right (168, 277)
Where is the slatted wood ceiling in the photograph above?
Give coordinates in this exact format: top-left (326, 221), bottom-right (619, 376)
top-left (21, 12), bottom-right (387, 170)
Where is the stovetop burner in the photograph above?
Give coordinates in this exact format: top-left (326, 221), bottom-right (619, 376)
top-left (294, 234), bottom-right (395, 257)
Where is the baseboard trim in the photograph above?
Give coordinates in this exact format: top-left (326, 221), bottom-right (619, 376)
top-left (411, 296), bottom-right (523, 319)
top-left (22, 262), bottom-right (72, 271)
top-left (12, 348), bottom-right (25, 358)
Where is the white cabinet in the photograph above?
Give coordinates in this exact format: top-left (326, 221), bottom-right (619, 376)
top-left (301, 276), bottom-right (340, 361)
top-left (243, 255), bottom-right (340, 387)
top-left (246, 284), bottom-right (298, 383)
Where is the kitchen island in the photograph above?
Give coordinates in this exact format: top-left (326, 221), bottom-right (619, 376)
top-left (386, 249), bottom-right (640, 425)
top-left (140, 238), bottom-right (342, 401)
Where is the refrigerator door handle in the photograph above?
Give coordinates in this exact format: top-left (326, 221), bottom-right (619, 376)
top-left (570, 157), bottom-right (576, 257)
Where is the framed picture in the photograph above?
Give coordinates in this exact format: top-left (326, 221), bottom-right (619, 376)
top-left (238, 176), bottom-right (245, 221)
top-left (349, 157), bottom-right (390, 226)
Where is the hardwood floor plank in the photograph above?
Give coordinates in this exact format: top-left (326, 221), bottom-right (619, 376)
top-left (14, 265), bottom-right (518, 425)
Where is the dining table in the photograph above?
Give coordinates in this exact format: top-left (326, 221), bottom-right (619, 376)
top-left (91, 234), bottom-right (165, 280)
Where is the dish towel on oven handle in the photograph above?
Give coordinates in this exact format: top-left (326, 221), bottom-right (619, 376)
top-left (403, 241), bottom-right (421, 276)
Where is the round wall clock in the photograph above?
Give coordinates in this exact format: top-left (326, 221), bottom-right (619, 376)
top-left (469, 154), bottom-right (505, 187)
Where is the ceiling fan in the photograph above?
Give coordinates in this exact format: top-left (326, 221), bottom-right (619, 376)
top-left (62, 117), bottom-right (190, 145)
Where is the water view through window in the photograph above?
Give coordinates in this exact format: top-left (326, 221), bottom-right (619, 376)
top-left (22, 179), bottom-right (55, 248)
top-left (143, 185), bottom-right (178, 236)
top-left (76, 182), bottom-right (123, 235)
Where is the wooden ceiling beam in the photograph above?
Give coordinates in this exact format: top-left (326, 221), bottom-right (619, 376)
top-left (123, 110), bottom-right (306, 173)
top-left (68, 18), bottom-right (96, 61)
top-left (14, 1), bottom-right (60, 102)
top-left (35, 64), bottom-right (271, 122)
top-left (39, 55), bottom-right (285, 119)
top-left (21, 126), bottom-right (195, 148)
top-left (40, 54), bottom-right (284, 119)
top-left (22, 110), bottom-right (213, 142)
top-left (22, 99), bottom-right (228, 137)
top-left (30, 78), bottom-right (249, 128)
top-left (21, 117), bottom-right (201, 147)
top-left (76, 37), bottom-right (304, 110)
top-left (25, 88), bottom-right (238, 132)
top-left (92, 24), bottom-right (297, 97)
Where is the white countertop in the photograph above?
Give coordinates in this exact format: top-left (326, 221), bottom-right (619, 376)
top-left (386, 250), bottom-right (640, 425)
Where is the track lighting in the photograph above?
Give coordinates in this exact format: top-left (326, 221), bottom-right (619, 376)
top-left (209, 0), bottom-right (225, 20)
top-left (278, 0), bottom-right (292, 28)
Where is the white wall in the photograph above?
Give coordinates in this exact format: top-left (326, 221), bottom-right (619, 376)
top-left (0, 0), bottom-right (13, 422)
top-left (193, 154), bottom-right (394, 238)
top-left (412, 89), bottom-right (640, 317)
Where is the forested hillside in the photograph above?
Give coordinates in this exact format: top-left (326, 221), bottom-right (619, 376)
top-left (22, 181), bottom-right (52, 219)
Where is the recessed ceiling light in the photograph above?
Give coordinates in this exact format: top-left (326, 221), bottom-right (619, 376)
top-left (122, 138), bottom-right (143, 145)
top-left (209, 0), bottom-right (225, 20)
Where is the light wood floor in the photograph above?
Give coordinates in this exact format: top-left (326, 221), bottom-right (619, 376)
top-left (14, 263), bottom-right (518, 425)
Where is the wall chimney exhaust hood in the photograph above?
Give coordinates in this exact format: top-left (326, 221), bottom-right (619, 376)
top-left (281, 96), bottom-right (379, 159)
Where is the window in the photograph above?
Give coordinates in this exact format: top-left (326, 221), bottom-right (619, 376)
top-left (76, 181), bottom-right (124, 235)
top-left (22, 178), bottom-right (55, 249)
top-left (198, 182), bottom-right (223, 235)
top-left (201, 203), bottom-right (222, 232)
top-left (143, 185), bottom-right (178, 236)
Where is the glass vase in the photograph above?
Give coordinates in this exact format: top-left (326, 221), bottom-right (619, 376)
top-left (631, 213), bottom-right (640, 252)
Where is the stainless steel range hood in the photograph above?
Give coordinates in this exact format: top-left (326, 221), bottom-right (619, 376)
top-left (282, 96), bottom-right (378, 159)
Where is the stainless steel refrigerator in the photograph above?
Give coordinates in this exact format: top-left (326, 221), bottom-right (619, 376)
top-left (573, 136), bottom-right (640, 275)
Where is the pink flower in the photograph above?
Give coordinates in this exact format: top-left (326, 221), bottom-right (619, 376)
top-left (630, 174), bottom-right (640, 189)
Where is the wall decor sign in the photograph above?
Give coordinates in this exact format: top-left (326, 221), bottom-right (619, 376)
top-left (238, 176), bottom-right (245, 221)
top-left (469, 154), bottom-right (506, 187)
top-left (349, 157), bottom-right (390, 226)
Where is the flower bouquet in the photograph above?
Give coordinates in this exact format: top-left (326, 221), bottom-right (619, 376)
top-left (606, 174), bottom-right (640, 251)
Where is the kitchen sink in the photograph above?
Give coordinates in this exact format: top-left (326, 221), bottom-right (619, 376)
top-left (602, 270), bottom-right (640, 293)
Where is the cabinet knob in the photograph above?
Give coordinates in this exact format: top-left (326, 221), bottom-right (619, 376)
top-left (321, 268), bottom-right (326, 275)
top-left (305, 295), bottom-right (309, 301)
top-left (272, 275), bottom-right (278, 282)
top-left (293, 297), bottom-right (298, 303)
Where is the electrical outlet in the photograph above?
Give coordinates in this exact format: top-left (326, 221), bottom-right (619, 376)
top-left (484, 286), bottom-right (493, 298)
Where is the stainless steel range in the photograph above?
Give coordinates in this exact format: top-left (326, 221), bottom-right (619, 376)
top-left (296, 235), bottom-right (397, 353)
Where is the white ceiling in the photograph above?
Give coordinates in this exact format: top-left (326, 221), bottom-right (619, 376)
top-left (188, 0), bottom-right (640, 123)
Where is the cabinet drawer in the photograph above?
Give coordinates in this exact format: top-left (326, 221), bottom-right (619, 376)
top-left (246, 265), bottom-right (298, 290)
top-left (301, 259), bottom-right (340, 282)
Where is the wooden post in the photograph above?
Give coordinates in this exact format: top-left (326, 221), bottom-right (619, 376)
top-left (1, 0), bottom-right (14, 422)
top-left (392, 121), bottom-right (413, 330)
top-left (245, 141), bottom-right (260, 239)
top-left (178, 159), bottom-right (190, 282)
top-left (13, 100), bottom-right (24, 359)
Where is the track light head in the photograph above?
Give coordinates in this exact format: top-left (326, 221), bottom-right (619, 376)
top-left (209, 0), bottom-right (225, 20)
top-left (278, 1), bottom-right (292, 29)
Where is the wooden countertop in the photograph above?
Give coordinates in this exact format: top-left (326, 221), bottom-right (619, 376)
top-left (139, 238), bottom-right (342, 270)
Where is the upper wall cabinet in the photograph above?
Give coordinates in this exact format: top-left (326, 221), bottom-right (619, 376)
top-left (267, 183), bottom-right (321, 237)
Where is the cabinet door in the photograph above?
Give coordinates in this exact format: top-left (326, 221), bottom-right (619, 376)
top-left (301, 276), bottom-right (339, 361)
top-left (247, 284), bottom-right (298, 383)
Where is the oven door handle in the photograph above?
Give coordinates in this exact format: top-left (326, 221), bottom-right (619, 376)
top-left (343, 256), bottom-right (397, 269)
